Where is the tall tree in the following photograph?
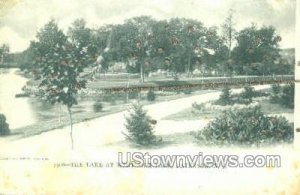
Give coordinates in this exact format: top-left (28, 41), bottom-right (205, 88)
top-left (33, 20), bottom-right (89, 149)
top-left (0, 44), bottom-right (10, 67)
top-left (16, 42), bottom-right (37, 71)
top-left (204, 26), bottom-right (229, 73)
top-left (124, 16), bottom-right (155, 82)
top-left (220, 9), bottom-right (236, 75)
top-left (68, 18), bottom-right (97, 64)
top-left (167, 18), bottom-right (207, 74)
top-left (232, 25), bottom-right (281, 75)
top-left (222, 9), bottom-right (236, 60)
top-left (150, 20), bottom-right (172, 71)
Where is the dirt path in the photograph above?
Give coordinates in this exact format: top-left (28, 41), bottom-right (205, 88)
top-left (0, 85), bottom-right (271, 154)
top-left (1, 85), bottom-right (299, 194)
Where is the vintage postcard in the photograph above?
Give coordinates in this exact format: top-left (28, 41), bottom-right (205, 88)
top-left (0, 0), bottom-right (299, 194)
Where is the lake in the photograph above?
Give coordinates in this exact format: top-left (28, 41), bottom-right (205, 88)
top-left (0, 68), bottom-right (36, 129)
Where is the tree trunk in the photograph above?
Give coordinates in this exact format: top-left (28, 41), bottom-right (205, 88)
top-left (126, 74), bottom-right (129, 103)
top-left (58, 104), bottom-right (62, 123)
top-left (187, 52), bottom-right (191, 76)
top-left (67, 106), bottom-right (74, 150)
top-left (140, 62), bottom-right (144, 83)
top-left (228, 25), bottom-right (232, 60)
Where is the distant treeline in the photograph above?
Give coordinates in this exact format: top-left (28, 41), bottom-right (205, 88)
top-left (1, 15), bottom-right (295, 75)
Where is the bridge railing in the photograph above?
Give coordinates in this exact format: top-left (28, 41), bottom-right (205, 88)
top-left (102, 75), bottom-right (294, 93)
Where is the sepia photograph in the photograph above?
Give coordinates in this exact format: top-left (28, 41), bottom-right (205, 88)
top-left (0, 0), bottom-right (299, 194)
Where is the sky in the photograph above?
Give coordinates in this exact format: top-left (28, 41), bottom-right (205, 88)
top-left (0, 0), bottom-right (296, 52)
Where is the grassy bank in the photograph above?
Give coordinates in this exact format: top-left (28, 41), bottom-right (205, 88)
top-left (9, 89), bottom-right (214, 140)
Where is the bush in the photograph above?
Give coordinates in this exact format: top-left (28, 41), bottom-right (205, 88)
top-left (270, 84), bottom-right (294, 108)
top-left (192, 102), bottom-right (206, 113)
top-left (240, 86), bottom-right (255, 103)
top-left (128, 91), bottom-right (139, 99)
top-left (216, 87), bottom-right (232, 105)
top-left (147, 90), bottom-right (156, 101)
top-left (124, 104), bottom-right (159, 146)
top-left (93, 102), bottom-right (103, 112)
top-left (0, 114), bottom-right (10, 136)
top-left (270, 84), bottom-right (281, 104)
top-left (281, 84), bottom-right (294, 108)
top-left (271, 84), bottom-right (281, 95)
top-left (195, 106), bottom-right (293, 145)
top-left (183, 89), bottom-right (192, 94)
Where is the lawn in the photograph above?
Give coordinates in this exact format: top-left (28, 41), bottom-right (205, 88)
top-left (164, 96), bottom-right (294, 121)
top-left (9, 88), bottom-right (214, 140)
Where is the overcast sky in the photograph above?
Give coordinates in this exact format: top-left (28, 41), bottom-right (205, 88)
top-left (0, 0), bottom-right (296, 52)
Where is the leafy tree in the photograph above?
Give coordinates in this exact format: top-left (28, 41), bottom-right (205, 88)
top-left (0, 44), bottom-right (10, 67)
top-left (150, 20), bottom-right (172, 71)
top-left (166, 18), bottom-right (207, 74)
top-left (204, 26), bottom-right (229, 72)
top-left (94, 25), bottom-right (112, 52)
top-left (183, 19), bottom-right (206, 74)
top-left (124, 16), bottom-right (155, 82)
top-left (68, 18), bottom-right (97, 64)
top-left (87, 16), bottom-right (227, 75)
top-left (33, 20), bottom-right (89, 149)
top-left (16, 42), bottom-right (37, 71)
top-left (232, 25), bottom-right (281, 75)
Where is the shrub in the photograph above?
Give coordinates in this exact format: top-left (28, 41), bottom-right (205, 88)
top-left (124, 104), bottom-right (159, 146)
top-left (240, 86), bottom-right (255, 103)
top-left (192, 102), bottom-right (206, 113)
top-left (128, 91), bottom-right (139, 99)
top-left (216, 87), bottom-right (232, 105)
top-left (270, 84), bottom-right (281, 104)
top-left (271, 84), bottom-right (281, 95)
top-left (270, 84), bottom-right (294, 108)
top-left (183, 89), bottom-right (192, 94)
top-left (173, 73), bottom-right (179, 81)
top-left (253, 90), bottom-right (269, 98)
top-left (0, 114), bottom-right (10, 136)
top-left (195, 106), bottom-right (293, 145)
top-left (93, 102), bottom-right (103, 112)
top-left (147, 90), bottom-right (156, 101)
top-left (281, 84), bottom-right (294, 108)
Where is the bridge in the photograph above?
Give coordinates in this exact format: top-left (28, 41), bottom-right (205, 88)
top-left (96, 75), bottom-right (294, 93)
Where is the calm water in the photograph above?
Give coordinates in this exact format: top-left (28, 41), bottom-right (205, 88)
top-left (0, 68), bottom-right (99, 130)
top-left (0, 68), bottom-right (36, 129)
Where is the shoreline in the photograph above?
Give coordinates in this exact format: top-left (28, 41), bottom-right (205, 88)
top-left (7, 89), bottom-right (216, 140)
